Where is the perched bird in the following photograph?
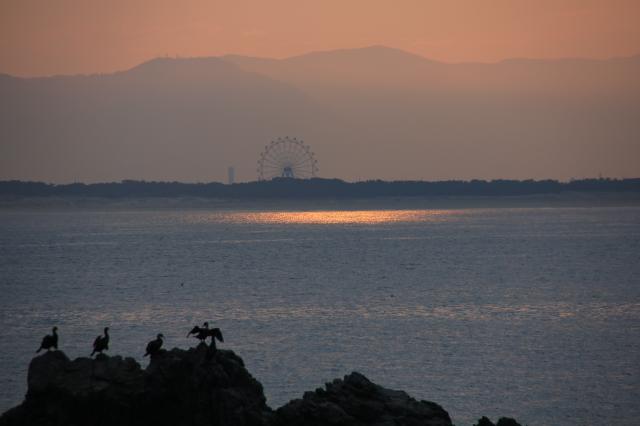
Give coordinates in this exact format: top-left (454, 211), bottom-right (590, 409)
top-left (205, 328), bottom-right (224, 360)
top-left (206, 328), bottom-right (224, 351)
top-left (91, 327), bottom-right (110, 356)
top-left (187, 322), bottom-right (209, 342)
top-left (144, 333), bottom-right (164, 357)
top-left (36, 327), bottom-right (58, 353)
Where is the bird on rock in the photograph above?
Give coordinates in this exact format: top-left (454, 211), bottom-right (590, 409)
top-left (91, 327), bottom-right (110, 356)
top-left (36, 326), bottom-right (58, 353)
top-left (205, 328), bottom-right (224, 360)
top-left (144, 333), bottom-right (164, 357)
top-left (207, 328), bottom-right (224, 349)
top-left (187, 322), bottom-right (210, 342)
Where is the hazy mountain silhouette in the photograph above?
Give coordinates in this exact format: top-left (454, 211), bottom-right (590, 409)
top-left (225, 46), bottom-right (640, 93)
top-left (0, 57), bottom-right (333, 182)
top-left (225, 46), bottom-right (444, 92)
top-left (1, 46), bottom-right (639, 182)
top-left (226, 46), bottom-right (640, 181)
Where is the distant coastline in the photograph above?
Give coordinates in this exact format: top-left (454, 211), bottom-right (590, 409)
top-left (2, 177), bottom-right (640, 198)
top-left (1, 178), bottom-right (639, 210)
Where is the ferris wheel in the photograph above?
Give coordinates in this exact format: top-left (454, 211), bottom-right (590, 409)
top-left (257, 137), bottom-right (319, 180)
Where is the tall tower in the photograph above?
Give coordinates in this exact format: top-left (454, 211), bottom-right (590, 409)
top-left (227, 166), bottom-right (235, 185)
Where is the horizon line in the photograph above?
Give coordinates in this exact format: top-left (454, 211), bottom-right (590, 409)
top-left (2, 177), bottom-right (638, 186)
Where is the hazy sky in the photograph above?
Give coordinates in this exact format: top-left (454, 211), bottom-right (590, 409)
top-left (1, 0), bottom-right (639, 76)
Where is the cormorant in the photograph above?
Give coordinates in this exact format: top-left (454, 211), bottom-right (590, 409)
top-left (144, 333), bottom-right (164, 357)
top-left (205, 328), bottom-right (224, 360)
top-left (187, 322), bottom-right (209, 342)
top-left (36, 327), bottom-right (58, 353)
top-left (206, 328), bottom-right (224, 351)
top-left (91, 327), bottom-right (110, 356)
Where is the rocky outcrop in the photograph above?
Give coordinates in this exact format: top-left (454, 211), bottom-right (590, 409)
top-left (0, 346), bottom-right (518, 426)
top-left (272, 371), bottom-right (452, 426)
top-left (0, 345), bottom-right (270, 426)
top-left (474, 416), bottom-right (522, 426)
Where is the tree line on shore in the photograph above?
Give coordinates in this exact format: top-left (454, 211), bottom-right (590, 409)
top-left (1, 177), bottom-right (639, 199)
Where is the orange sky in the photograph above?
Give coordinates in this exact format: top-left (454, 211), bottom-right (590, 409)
top-left (1, 0), bottom-right (639, 77)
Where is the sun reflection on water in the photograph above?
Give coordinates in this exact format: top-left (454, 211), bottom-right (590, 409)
top-left (187, 210), bottom-right (459, 225)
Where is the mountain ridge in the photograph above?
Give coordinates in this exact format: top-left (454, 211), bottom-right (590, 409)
top-left (3, 45), bottom-right (640, 79)
top-left (1, 45), bottom-right (638, 183)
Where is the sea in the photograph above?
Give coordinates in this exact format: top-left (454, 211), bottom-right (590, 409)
top-left (1, 199), bottom-right (639, 425)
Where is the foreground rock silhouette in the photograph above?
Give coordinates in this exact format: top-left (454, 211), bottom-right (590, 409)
top-left (274, 371), bottom-right (451, 426)
top-left (0, 345), bottom-right (517, 426)
top-left (0, 345), bottom-right (270, 426)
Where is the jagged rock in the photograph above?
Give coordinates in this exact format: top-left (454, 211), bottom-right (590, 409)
top-left (0, 344), bottom-right (270, 426)
top-left (495, 418), bottom-right (522, 426)
top-left (27, 351), bottom-right (144, 398)
top-left (272, 371), bottom-right (452, 426)
top-left (474, 416), bottom-right (495, 426)
top-left (0, 347), bottom-right (519, 426)
top-left (474, 416), bottom-right (523, 426)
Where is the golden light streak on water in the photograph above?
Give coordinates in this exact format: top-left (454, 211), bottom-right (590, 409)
top-left (186, 210), bottom-right (460, 225)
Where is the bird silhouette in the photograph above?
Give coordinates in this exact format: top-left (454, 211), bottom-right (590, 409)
top-left (206, 328), bottom-right (224, 351)
top-left (187, 322), bottom-right (209, 342)
top-left (208, 328), bottom-right (223, 344)
top-left (36, 327), bottom-right (58, 353)
top-left (205, 328), bottom-right (224, 360)
top-left (91, 327), bottom-right (110, 356)
top-left (144, 333), bottom-right (164, 357)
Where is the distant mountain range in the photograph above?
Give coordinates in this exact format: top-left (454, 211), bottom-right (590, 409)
top-left (1, 46), bottom-right (639, 183)
top-left (225, 46), bottom-right (640, 93)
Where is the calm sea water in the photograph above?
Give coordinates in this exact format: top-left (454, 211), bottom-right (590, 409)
top-left (1, 205), bottom-right (639, 425)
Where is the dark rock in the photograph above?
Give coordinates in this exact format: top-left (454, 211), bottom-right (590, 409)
top-left (0, 344), bottom-right (270, 426)
top-left (474, 417), bottom-right (495, 426)
top-left (475, 416), bottom-right (523, 426)
top-left (1, 347), bottom-right (519, 426)
top-left (495, 418), bottom-right (522, 426)
top-left (272, 371), bottom-right (452, 426)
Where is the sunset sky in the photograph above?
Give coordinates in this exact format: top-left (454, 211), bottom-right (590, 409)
top-left (1, 0), bottom-right (640, 77)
